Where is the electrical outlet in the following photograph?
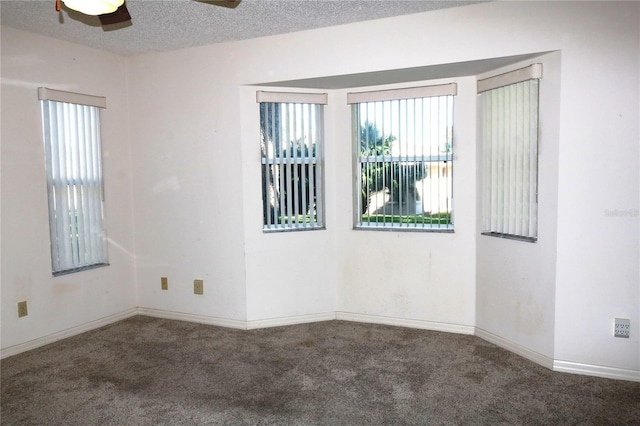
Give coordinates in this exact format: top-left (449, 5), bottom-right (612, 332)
top-left (614, 318), bottom-right (630, 338)
top-left (161, 277), bottom-right (168, 290)
top-left (18, 301), bottom-right (28, 318)
top-left (194, 279), bottom-right (204, 295)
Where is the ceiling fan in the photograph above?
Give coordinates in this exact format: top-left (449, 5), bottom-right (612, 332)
top-left (55, 0), bottom-right (241, 26)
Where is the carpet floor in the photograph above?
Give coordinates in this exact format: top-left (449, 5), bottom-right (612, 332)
top-left (1, 316), bottom-right (639, 425)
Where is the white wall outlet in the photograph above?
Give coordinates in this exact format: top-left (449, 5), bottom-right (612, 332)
top-left (194, 279), bottom-right (204, 295)
top-left (614, 318), bottom-right (630, 338)
top-left (17, 301), bottom-right (28, 318)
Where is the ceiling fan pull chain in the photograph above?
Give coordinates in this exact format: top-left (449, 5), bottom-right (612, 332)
top-left (55, 0), bottom-right (60, 12)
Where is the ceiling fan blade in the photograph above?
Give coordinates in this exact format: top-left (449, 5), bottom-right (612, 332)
top-left (99, 2), bottom-right (131, 25)
top-left (195, 0), bottom-right (241, 9)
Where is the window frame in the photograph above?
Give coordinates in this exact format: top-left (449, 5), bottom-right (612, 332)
top-left (257, 91), bottom-right (327, 232)
top-left (478, 64), bottom-right (542, 242)
top-left (39, 87), bottom-right (109, 276)
top-left (348, 83), bottom-right (457, 232)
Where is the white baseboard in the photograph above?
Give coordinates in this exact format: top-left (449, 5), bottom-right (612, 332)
top-left (553, 360), bottom-right (640, 382)
top-left (474, 328), bottom-right (640, 382)
top-left (336, 311), bottom-right (475, 335)
top-left (137, 307), bottom-right (247, 330)
top-left (246, 312), bottom-right (336, 330)
top-left (474, 327), bottom-right (554, 370)
top-left (137, 308), bottom-right (336, 330)
top-left (0, 308), bottom-right (138, 359)
top-left (5, 307), bottom-right (637, 383)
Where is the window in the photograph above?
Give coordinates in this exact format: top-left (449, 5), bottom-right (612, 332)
top-left (348, 84), bottom-right (456, 231)
top-left (39, 88), bottom-right (109, 275)
top-left (257, 91), bottom-right (327, 231)
top-left (479, 64), bottom-right (541, 242)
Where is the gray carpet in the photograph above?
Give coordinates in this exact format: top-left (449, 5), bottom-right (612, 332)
top-left (1, 316), bottom-right (639, 425)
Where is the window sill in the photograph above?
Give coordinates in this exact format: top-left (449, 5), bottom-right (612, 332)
top-left (263, 225), bottom-right (326, 234)
top-left (481, 232), bottom-right (537, 243)
top-left (354, 225), bottom-right (454, 233)
top-left (53, 262), bottom-right (110, 277)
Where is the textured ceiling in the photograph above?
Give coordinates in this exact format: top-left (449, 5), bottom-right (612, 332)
top-left (1, 0), bottom-right (483, 56)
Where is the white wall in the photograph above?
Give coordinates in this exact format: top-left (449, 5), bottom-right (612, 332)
top-left (552, 4), bottom-right (639, 373)
top-left (0, 27), bottom-right (137, 352)
top-left (476, 52), bottom-right (561, 362)
top-left (1, 1), bottom-right (638, 378)
top-left (127, 1), bottom-right (638, 375)
top-left (127, 48), bottom-right (248, 322)
top-left (239, 86), bottom-right (338, 322)
top-left (331, 79), bottom-right (477, 330)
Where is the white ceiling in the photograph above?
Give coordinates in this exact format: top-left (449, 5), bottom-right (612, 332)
top-left (255, 53), bottom-right (547, 89)
top-left (0, 0), bottom-right (484, 56)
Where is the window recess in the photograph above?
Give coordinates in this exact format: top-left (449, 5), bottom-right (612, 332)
top-left (348, 83), bottom-right (456, 231)
top-left (479, 63), bottom-right (542, 242)
top-left (257, 91), bottom-right (327, 232)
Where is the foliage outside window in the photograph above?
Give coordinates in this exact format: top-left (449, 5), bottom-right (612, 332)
top-left (259, 94), bottom-right (325, 231)
top-left (351, 88), bottom-right (455, 231)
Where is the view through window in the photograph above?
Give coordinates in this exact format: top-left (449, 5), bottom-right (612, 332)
top-left (258, 92), bottom-right (326, 231)
top-left (350, 86), bottom-right (455, 231)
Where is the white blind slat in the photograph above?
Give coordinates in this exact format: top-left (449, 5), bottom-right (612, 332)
top-left (58, 103), bottom-right (73, 267)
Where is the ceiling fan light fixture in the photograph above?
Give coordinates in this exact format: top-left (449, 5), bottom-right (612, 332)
top-left (62, 0), bottom-right (124, 16)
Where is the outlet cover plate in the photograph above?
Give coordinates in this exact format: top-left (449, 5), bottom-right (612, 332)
top-left (18, 301), bottom-right (28, 318)
top-left (614, 318), bottom-right (630, 338)
top-left (161, 277), bottom-right (168, 290)
top-left (194, 279), bottom-right (204, 295)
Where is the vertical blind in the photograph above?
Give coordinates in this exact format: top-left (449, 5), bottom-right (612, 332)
top-left (257, 91), bottom-right (326, 231)
top-left (348, 84), bottom-right (456, 230)
top-left (39, 88), bottom-right (108, 274)
top-left (479, 64), bottom-right (541, 240)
